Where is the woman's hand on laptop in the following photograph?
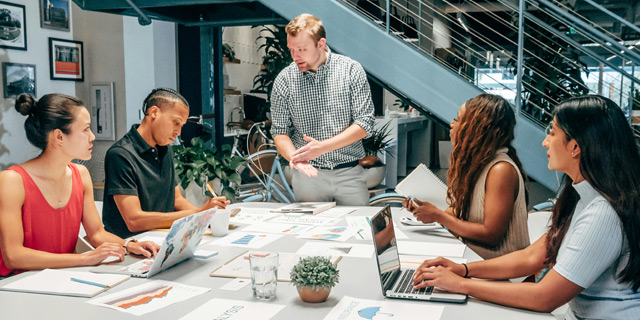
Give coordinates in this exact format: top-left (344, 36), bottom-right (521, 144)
top-left (412, 257), bottom-right (467, 293)
top-left (85, 242), bottom-right (125, 265)
top-left (128, 241), bottom-right (161, 258)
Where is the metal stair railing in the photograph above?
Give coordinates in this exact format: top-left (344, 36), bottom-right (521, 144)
top-left (340, 0), bottom-right (640, 138)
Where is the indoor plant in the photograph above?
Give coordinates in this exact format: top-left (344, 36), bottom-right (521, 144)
top-left (290, 256), bottom-right (340, 303)
top-left (360, 121), bottom-right (393, 188)
top-left (251, 25), bottom-right (292, 121)
top-left (173, 137), bottom-right (245, 202)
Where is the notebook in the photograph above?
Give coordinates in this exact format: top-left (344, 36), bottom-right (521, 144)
top-left (0, 269), bottom-right (129, 297)
top-left (91, 208), bottom-right (215, 278)
top-left (369, 205), bottom-right (467, 303)
top-left (272, 202), bottom-right (336, 215)
top-left (395, 164), bottom-right (448, 209)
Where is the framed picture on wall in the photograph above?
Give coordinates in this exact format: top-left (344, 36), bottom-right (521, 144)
top-left (0, 1), bottom-right (27, 51)
top-left (40, 0), bottom-right (70, 32)
top-left (90, 82), bottom-right (116, 140)
top-left (2, 62), bottom-right (36, 98)
top-left (49, 37), bottom-right (84, 81)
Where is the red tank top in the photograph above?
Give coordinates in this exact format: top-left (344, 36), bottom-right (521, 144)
top-left (0, 164), bottom-right (84, 276)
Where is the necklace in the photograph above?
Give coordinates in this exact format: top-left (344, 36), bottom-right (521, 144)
top-left (54, 170), bottom-right (68, 207)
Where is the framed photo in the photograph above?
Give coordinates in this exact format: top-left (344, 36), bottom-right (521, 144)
top-left (0, 1), bottom-right (27, 51)
top-left (40, 0), bottom-right (70, 31)
top-left (49, 37), bottom-right (83, 81)
top-left (90, 82), bottom-right (116, 140)
top-left (2, 62), bottom-right (35, 98)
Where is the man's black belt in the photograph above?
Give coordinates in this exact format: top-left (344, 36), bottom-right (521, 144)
top-left (315, 160), bottom-right (360, 170)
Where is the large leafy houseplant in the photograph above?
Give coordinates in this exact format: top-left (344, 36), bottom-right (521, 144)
top-left (251, 25), bottom-right (292, 120)
top-left (173, 137), bottom-right (245, 202)
top-left (290, 256), bottom-right (340, 303)
top-left (360, 121), bottom-right (393, 168)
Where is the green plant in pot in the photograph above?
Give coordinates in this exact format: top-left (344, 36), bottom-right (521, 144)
top-left (290, 256), bottom-right (340, 303)
top-left (173, 137), bottom-right (245, 202)
top-left (251, 25), bottom-right (292, 121)
top-left (360, 121), bottom-right (393, 168)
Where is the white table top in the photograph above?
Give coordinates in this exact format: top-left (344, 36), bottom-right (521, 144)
top-left (0, 205), bottom-right (554, 320)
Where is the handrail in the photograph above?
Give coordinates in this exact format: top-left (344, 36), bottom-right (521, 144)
top-left (341, 0), bottom-right (640, 132)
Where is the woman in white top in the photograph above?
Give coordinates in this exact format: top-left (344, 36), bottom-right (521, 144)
top-left (412, 95), bottom-right (640, 318)
top-left (404, 94), bottom-right (529, 259)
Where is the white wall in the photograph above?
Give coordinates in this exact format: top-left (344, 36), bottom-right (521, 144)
top-left (123, 16), bottom-right (177, 130)
top-left (0, 3), bottom-right (178, 179)
top-left (71, 2), bottom-right (125, 182)
top-left (0, 0), bottom-right (77, 169)
top-left (222, 26), bottom-right (264, 93)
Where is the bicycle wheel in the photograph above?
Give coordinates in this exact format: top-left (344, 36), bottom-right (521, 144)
top-left (369, 193), bottom-right (406, 207)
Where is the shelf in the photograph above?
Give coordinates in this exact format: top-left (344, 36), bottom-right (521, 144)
top-left (224, 89), bottom-right (242, 95)
top-left (223, 57), bottom-right (241, 64)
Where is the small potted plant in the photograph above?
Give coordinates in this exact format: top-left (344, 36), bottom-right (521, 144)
top-left (290, 256), bottom-right (340, 303)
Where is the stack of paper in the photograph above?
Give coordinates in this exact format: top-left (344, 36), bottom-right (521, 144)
top-left (0, 269), bottom-right (129, 297)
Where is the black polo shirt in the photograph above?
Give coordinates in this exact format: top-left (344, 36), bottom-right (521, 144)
top-left (103, 125), bottom-right (177, 238)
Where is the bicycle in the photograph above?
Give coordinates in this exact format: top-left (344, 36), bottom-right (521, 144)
top-left (188, 114), bottom-right (405, 205)
top-left (226, 121), bottom-right (295, 203)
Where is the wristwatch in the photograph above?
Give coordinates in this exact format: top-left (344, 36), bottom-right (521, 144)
top-left (123, 238), bottom-right (138, 255)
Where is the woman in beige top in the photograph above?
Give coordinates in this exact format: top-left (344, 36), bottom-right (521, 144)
top-left (404, 94), bottom-right (529, 259)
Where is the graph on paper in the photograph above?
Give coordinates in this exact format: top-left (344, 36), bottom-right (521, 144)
top-left (87, 281), bottom-right (209, 316)
top-left (211, 232), bottom-right (283, 249)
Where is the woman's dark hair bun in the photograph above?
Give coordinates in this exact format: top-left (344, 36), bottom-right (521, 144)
top-left (15, 93), bottom-right (36, 116)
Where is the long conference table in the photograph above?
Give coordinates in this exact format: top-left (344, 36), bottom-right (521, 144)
top-left (0, 204), bottom-right (555, 319)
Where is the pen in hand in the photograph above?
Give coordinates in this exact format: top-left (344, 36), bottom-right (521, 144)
top-left (71, 277), bottom-right (110, 288)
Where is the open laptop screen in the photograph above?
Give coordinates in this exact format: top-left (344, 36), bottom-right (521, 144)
top-left (370, 206), bottom-right (401, 277)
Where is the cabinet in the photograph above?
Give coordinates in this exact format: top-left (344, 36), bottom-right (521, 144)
top-left (376, 116), bottom-right (433, 187)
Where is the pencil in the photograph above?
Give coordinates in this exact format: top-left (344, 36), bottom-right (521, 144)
top-left (71, 277), bottom-right (109, 288)
top-left (206, 183), bottom-right (217, 197)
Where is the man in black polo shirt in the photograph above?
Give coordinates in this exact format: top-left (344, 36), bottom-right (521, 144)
top-left (103, 88), bottom-right (228, 238)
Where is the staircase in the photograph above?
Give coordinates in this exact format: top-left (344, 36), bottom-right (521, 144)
top-left (259, 0), bottom-right (557, 189)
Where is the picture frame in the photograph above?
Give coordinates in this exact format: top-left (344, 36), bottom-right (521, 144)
top-left (49, 37), bottom-right (84, 81)
top-left (40, 0), bottom-right (70, 32)
top-left (0, 1), bottom-right (27, 51)
top-left (90, 82), bottom-right (116, 140)
top-left (2, 62), bottom-right (36, 98)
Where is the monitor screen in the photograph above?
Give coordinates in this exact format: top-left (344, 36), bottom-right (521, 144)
top-left (370, 206), bottom-right (401, 276)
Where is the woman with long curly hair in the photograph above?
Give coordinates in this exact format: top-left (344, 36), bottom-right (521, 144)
top-left (403, 94), bottom-right (529, 259)
top-left (411, 95), bottom-right (640, 318)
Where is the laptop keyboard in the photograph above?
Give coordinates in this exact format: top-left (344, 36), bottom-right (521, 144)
top-left (394, 269), bottom-right (434, 295)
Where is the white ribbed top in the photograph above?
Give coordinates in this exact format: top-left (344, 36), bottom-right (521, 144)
top-left (464, 148), bottom-right (530, 259)
top-left (555, 181), bottom-right (640, 320)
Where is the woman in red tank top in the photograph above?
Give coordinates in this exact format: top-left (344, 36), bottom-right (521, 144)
top-left (0, 93), bottom-right (159, 277)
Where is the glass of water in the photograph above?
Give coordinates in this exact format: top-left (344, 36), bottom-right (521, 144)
top-left (249, 252), bottom-right (278, 300)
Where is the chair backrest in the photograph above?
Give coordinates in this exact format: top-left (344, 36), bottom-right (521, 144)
top-left (528, 210), bottom-right (552, 242)
top-left (78, 201), bottom-right (104, 239)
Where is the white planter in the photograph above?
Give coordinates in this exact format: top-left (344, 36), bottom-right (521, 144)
top-left (364, 166), bottom-right (386, 189)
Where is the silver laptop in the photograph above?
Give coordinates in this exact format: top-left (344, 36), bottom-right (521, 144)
top-left (92, 208), bottom-right (216, 278)
top-left (370, 205), bottom-right (467, 303)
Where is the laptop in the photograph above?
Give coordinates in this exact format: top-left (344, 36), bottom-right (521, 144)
top-left (92, 208), bottom-right (216, 278)
top-left (370, 205), bottom-right (467, 303)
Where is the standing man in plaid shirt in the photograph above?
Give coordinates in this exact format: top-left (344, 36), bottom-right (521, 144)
top-left (270, 13), bottom-right (375, 205)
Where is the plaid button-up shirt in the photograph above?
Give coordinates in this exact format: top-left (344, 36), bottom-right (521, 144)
top-left (270, 49), bottom-right (375, 168)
